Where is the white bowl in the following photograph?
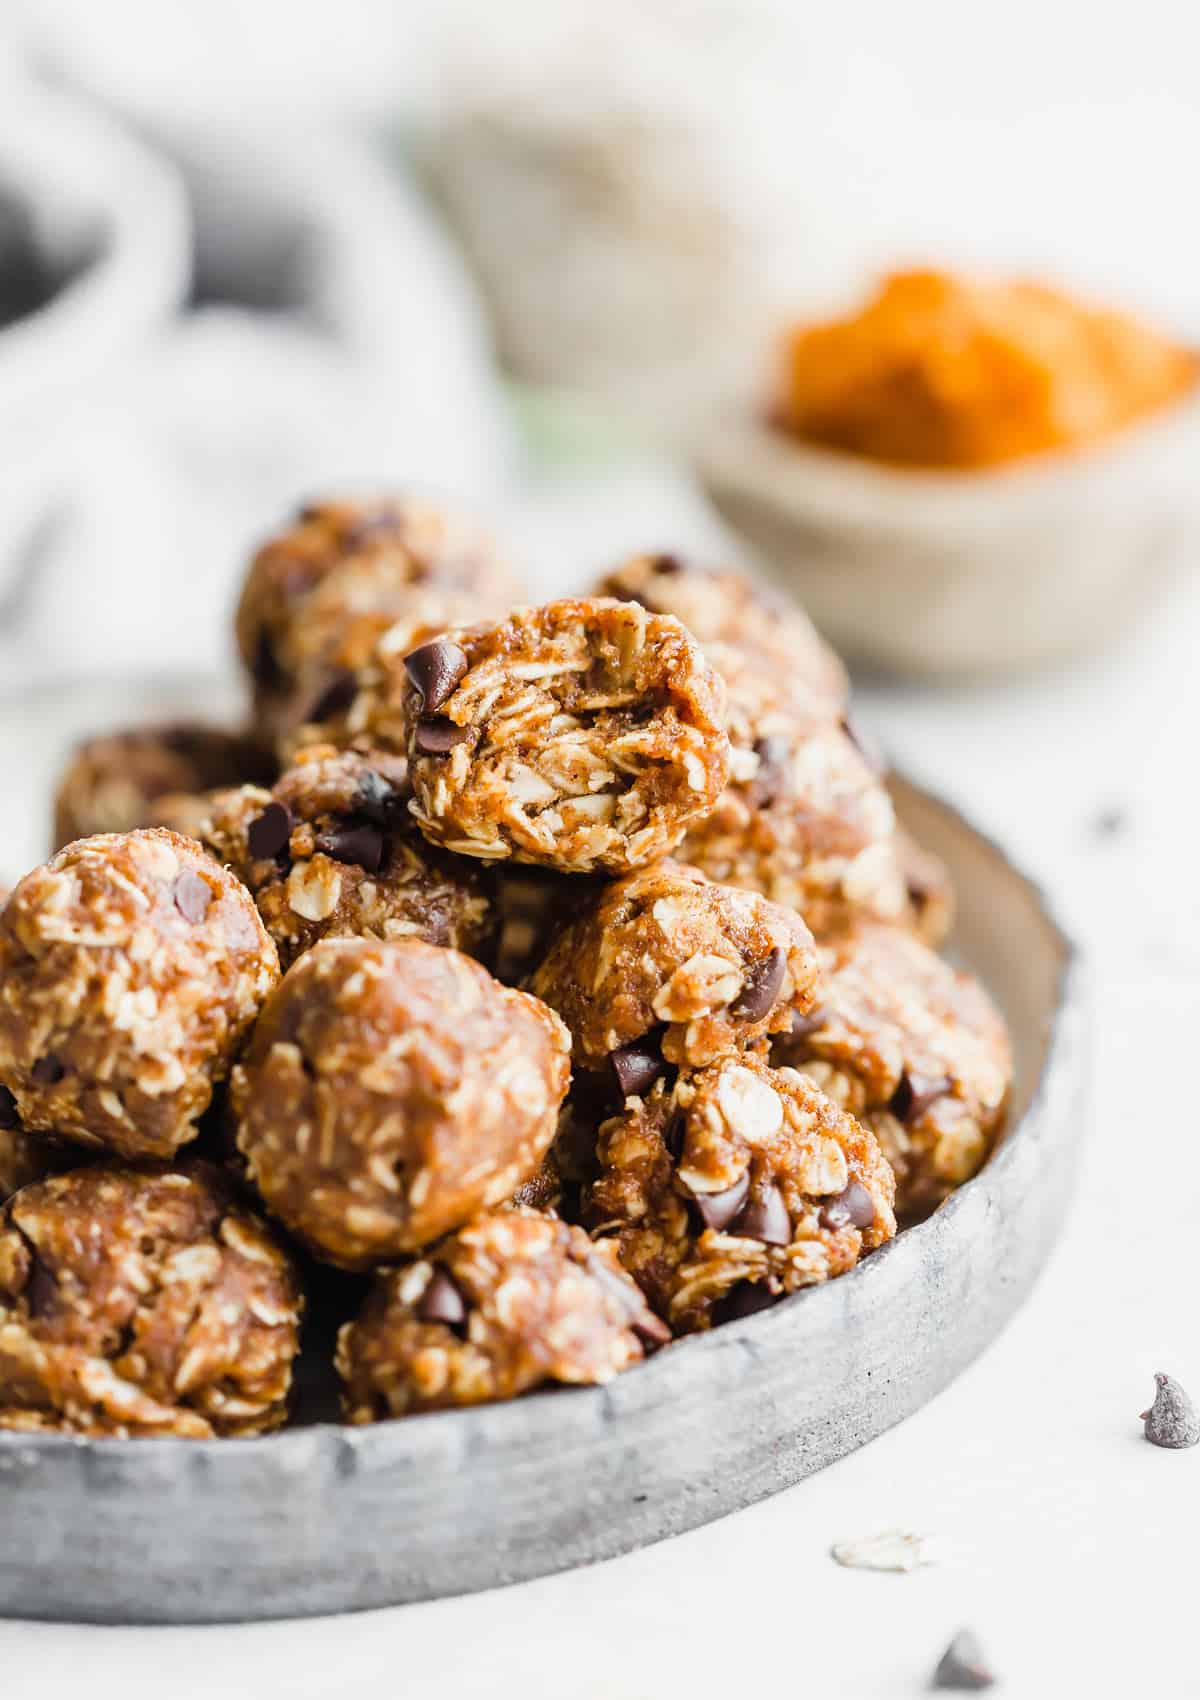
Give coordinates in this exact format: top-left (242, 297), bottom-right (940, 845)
top-left (0, 85), bottom-right (190, 597)
top-left (695, 392), bottom-right (1200, 677)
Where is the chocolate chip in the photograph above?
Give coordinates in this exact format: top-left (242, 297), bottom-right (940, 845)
top-left (413, 716), bottom-right (470, 756)
top-left (308, 668), bottom-right (358, 724)
top-left (247, 801), bottom-right (292, 861)
top-left (417, 1268), bottom-right (467, 1331)
top-left (931, 1629), bottom-right (996, 1691)
top-left (663, 1114), bottom-right (685, 1161)
top-left (749, 735), bottom-right (791, 807)
top-left (788, 1004), bottom-right (828, 1040)
top-left (633, 1311), bottom-right (672, 1352)
top-left (0, 1086), bottom-right (18, 1129)
top-left (25, 1250), bottom-right (58, 1320)
top-left (1141, 1372), bottom-right (1200, 1449)
top-left (889, 1069), bottom-right (953, 1123)
top-left (354, 768), bottom-right (407, 824)
top-left (712, 1280), bottom-right (779, 1326)
top-left (315, 823), bottom-right (385, 873)
top-left (732, 1183), bottom-right (791, 1246)
top-left (689, 1171), bottom-right (751, 1232)
top-left (588, 1258), bottom-right (671, 1352)
top-left (610, 1033), bottom-right (666, 1098)
top-left (173, 871), bottom-right (213, 924)
top-left (731, 947), bottom-right (787, 1021)
top-left (652, 553), bottom-right (685, 576)
top-left (819, 1179), bottom-right (876, 1232)
top-left (404, 639), bottom-right (469, 713)
top-left (252, 632), bottom-right (285, 690)
top-left (30, 1056), bottom-right (64, 1086)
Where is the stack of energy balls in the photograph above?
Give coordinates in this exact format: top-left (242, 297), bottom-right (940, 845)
top-left (0, 497), bottom-right (1011, 1437)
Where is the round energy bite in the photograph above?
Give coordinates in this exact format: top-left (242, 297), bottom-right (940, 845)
top-left (401, 598), bottom-right (731, 873)
top-left (586, 1053), bottom-right (896, 1333)
top-left (200, 746), bottom-right (496, 969)
top-left (0, 1164), bottom-right (303, 1436)
top-left (529, 859), bottom-right (821, 1081)
top-left (771, 923), bottom-right (1011, 1221)
top-left (231, 939), bottom-right (571, 1269)
top-left (336, 1207), bottom-right (667, 1420)
top-left (0, 831), bottom-right (279, 1160)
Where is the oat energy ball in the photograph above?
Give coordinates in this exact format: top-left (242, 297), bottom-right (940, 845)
top-left (587, 1053), bottom-right (895, 1333)
top-left (400, 599), bottom-right (730, 873)
top-left (530, 860), bottom-right (821, 1080)
top-left (0, 1164), bottom-right (302, 1436)
top-left (234, 496), bottom-right (521, 740)
top-left (337, 1207), bottom-right (667, 1420)
top-left (51, 722), bottom-right (274, 851)
top-left (771, 924), bottom-right (1011, 1221)
top-left (201, 745), bottom-right (495, 969)
top-left (232, 939), bottom-right (571, 1268)
top-left (0, 832), bottom-right (279, 1161)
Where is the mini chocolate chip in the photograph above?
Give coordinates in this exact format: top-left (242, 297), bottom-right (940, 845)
top-left (0, 1086), bottom-right (18, 1128)
top-left (732, 1183), bottom-right (791, 1246)
top-left (610, 1032), bottom-right (665, 1099)
top-left (749, 735), bottom-right (791, 807)
top-left (308, 668), bottom-right (358, 724)
top-left (731, 947), bottom-right (786, 1021)
top-left (413, 716), bottom-right (471, 756)
top-left (173, 871), bottom-right (213, 924)
top-left (652, 553), bottom-right (685, 576)
top-left (354, 768), bottom-right (407, 824)
top-left (788, 1004), bottom-right (828, 1040)
top-left (247, 801), bottom-right (292, 861)
top-left (819, 1179), bottom-right (876, 1232)
top-left (633, 1311), bottom-right (672, 1352)
top-left (315, 823), bottom-right (385, 873)
top-left (712, 1280), bottom-right (779, 1327)
top-left (404, 639), bottom-right (469, 713)
top-left (889, 1069), bottom-right (953, 1124)
top-left (418, 1268), bottom-right (467, 1331)
top-left (253, 632), bottom-right (285, 691)
top-left (689, 1171), bottom-right (751, 1233)
top-left (931, 1629), bottom-right (996, 1691)
top-left (839, 713), bottom-right (886, 777)
top-left (30, 1056), bottom-right (64, 1086)
top-left (25, 1251), bottom-right (58, 1320)
top-left (663, 1114), bottom-right (685, 1161)
top-left (588, 1258), bottom-right (671, 1352)
top-left (1141, 1372), bottom-right (1200, 1449)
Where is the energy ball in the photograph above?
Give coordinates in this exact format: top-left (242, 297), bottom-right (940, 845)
top-left (336, 1207), bottom-right (667, 1420)
top-left (0, 831), bottom-right (280, 1160)
top-left (587, 1053), bottom-right (896, 1333)
top-left (771, 923), bottom-right (1011, 1221)
top-left (51, 722), bottom-right (274, 852)
top-left (200, 745), bottom-right (496, 969)
top-left (0, 1164), bottom-right (303, 1436)
top-left (401, 599), bottom-right (731, 873)
top-left (234, 496), bottom-right (521, 743)
top-left (232, 939), bottom-right (571, 1269)
top-left (529, 859), bottom-right (821, 1081)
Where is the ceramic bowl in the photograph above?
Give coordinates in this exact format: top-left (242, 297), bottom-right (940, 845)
top-left (0, 696), bottom-right (1084, 1621)
top-left (694, 393), bottom-right (1200, 678)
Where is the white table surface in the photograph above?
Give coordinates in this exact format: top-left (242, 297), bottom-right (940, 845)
top-left (2, 467), bottom-right (1197, 1700)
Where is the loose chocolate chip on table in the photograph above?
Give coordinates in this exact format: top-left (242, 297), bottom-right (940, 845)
top-left (931, 1629), bottom-right (996, 1691)
top-left (1141, 1372), bottom-right (1200, 1449)
top-left (404, 640), bottom-right (469, 713)
top-left (308, 669), bottom-right (359, 725)
top-left (173, 871), bottom-right (213, 924)
top-left (689, 1171), bottom-right (751, 1233)
top-left (418, 1268), bottom-right (468, 1331)
top-left (315, 824), bottom-right (385, 874)
top-left (0, 1086), bottom-right (18, 1128)
top-left (247, 801), bottom-right (293, 861)
top-left (712, 1280), bottom-right (779, 1326)
top-left (819, 1179), bottom-right (876, 1232)
top-left (30, 1055), bottom-right (64, 1086)
top-left (733, 1183), bottom-right (791, 1246)
top-left (889, 1069), bottom-right (953, 1124)
top-left (610, 1033), bottom-right (666, 1099)
top-left (731, 947), bottom-right (787, 1021)
top-left (413, 716), bottom-right (471, 756)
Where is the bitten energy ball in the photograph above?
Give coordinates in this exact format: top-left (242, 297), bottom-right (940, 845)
top-left (234, 496), bottom-right (521, 743)
top-left (337, 1207), bottom-right (667, 1419)
top-left (51, 722), bottom-right (274, 851)
top-left (0, 1164), bottom-right (302, 1436)
top-left (0, 831), bottom-right (280, 1159)
top-left (587, 1053), bottom-right (895, 1333)
top-left (232, 939), bottom-right (571, 1268)
top-left (771, 924), bottom-right (1010, 1220)
top-left (200, 745), bottom-right (495, 969)
top-left (530, 860), bottom-right (821, 1080)
top-left (401, 598), bottom-right (731, 873)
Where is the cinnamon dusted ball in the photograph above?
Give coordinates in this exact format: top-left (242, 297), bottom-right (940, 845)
top-left (200, 746), bottom-right (496, 969)
top-left (771, 923), bottom-right (1011, 1220)
top-left (231, 939), bottom-right (571, 1269)
top-left (0, 831), bottom-right (279, 1160)
top-left (234, 496), bottom-right (522, 745)
top-left (398, 599), bottom-right (731, 873)
top-left (0, 1164), bottom-right (303, 1436)
top-left (51, 722), bottom-right (275, 852)
top-left (529, 860), bottom-right (821, 1081)
top-left (587, 1053), bottom-right (896, 1333)
top-left (336, 1207), bottom-right (667, 1420)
